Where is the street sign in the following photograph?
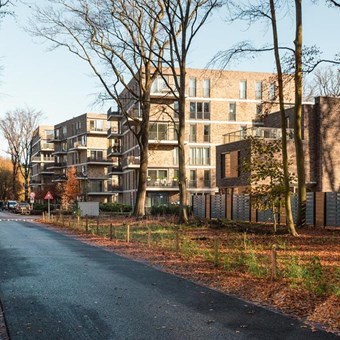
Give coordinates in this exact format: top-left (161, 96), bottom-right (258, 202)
top-left (44, 191), bottom-right (54, 200)
top-left (30, 192), bottom-right (36, 199)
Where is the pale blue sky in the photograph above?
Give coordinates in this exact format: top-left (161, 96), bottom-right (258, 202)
top-left (0, 1), bottom-right (339, 155)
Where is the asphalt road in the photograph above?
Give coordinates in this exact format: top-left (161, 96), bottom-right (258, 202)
top-left (0, 214), bottom-right (337, 340)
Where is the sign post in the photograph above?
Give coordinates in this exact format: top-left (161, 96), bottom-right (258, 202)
top-left (29, 192), bottom-right (36, 210)
top-left (44, 191), bottom-right (54, 220)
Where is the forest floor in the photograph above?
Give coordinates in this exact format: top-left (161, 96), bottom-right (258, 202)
top-left (41, 215), bottom-right (340, 335)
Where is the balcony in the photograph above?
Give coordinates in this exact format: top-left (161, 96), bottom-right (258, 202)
top-left (108, 165), bottom-right (123, 174)
top-left (41, 143), bottom-right (54, 151)
top-left (47, 161), bottom-right (67, 169)
top-left (107, 145), bottom-right (122, 157)
top-left (52, 174), bottom-right (67, 182)
top-left (87, 156), bottom-right (110, 164)
top-left (146, 178), bottom-right (179, 191)
top-left (107, 107), bottom-right (123, 121)
top-left (40, 165), bottom-right (54, 174)
top-left (52, 147), bottom-right (67, 155)
top-left (69, 141), bottom-right (87, 150)
top-left (149, 134), bottom-right (177, 146)
top-left (123, 109), bottom-right (142, 126)
top-left (108, 126), bottom-right (122, 138)
top-left (108, 184), bottom-right (123, 192)
top-left (123, 155), bottom-right (140, 168)
top-left (223, 127), bottom-right (294, 144)
top-left (87, 127), bottom-right (107, 135)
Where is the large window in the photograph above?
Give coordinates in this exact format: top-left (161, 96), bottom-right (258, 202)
top-left (204, 170), bottom-right (211, 187)
top-left (149, 123), bottom-right (168, 140)
top-left (229, 102), bottom-right (236, 121)
top-left (269, 83), bottom-right (276, 100)
top-left (89, 119), bottom-right (104, 131)
top-left (189, 124), bottom-right (197, 142)
top-left (189, 77), bottom-right (197, 97)
top-left (189, 170), bottom-right (197, 188)
top-left (89, 150), bottom-right (104, 160)
top-left (203, 125), bottom-right (210, 142)
top-left (151, 76), bottom-right (169, 93)
top-left (147, 169), bottom-right (168, 186)
top-left (190, 102), bottom-right (210, 119)
top-left (203, 79), bottom-right (210, 97)
top-left (189, 147), bottom-right (210, 165)
top-left (239, 80), bottom-right (247, 99)
top-left (255, 81), bottom-right (262, 100)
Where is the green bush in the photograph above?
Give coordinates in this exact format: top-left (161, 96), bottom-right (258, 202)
top-left (99, 203), bottom-right (132, 213)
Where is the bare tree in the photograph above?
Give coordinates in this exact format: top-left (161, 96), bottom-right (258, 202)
top-left (147, 0), bottom-right (223, 223)
top-left (31, 0), bottom-right (168, 217)
top-left (211, 0), bottom-right (298, 235)
top-left (0, 107), bottom-right (42, 201)
top-left (306, 67), bottom-right (340, 98)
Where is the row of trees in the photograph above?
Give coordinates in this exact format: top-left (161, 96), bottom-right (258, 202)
top-left (29, 0), bottom-right (339, 234)
top-left (30, 0), bottom-right (223, 223)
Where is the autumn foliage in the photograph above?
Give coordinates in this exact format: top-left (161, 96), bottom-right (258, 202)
top-left (61, 166), bottom-right (80, 211)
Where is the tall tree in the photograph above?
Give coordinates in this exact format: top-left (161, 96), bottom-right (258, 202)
top-left (0, 107), bottom-right (42, 201)
top-left (32, 0), bottom-right (168, 217)
top-left (0, 156), bottom-right (21, 200)
top-left (212, 0), bottom-right (298, 235)
top-left (148, 0), bottom-right (223, 223)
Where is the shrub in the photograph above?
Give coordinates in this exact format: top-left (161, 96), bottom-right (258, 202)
top-left (99, 203), bottom-right (132, 213)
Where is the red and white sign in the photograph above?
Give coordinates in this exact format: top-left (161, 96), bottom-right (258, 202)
top-left (30, 192), bottom-right (36, 199)
top-left (44, 191), bottom-right (54, 200)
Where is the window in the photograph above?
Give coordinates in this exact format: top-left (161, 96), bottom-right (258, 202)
top-left (229, 102), bottom-right (236, 121)
top-left (203, 125), bottom-right (210, 142)
top-left (89, 150), bottom-right (104, 160)
top-left (256, 104), bottom-right (262, 115)
top-left (45, 130), bottom-right (54, 140)
top-left (203, 79), bottom-right (210, 97)
top-left (189, 170), bottom-right (197, 188)
top-left (221, 151), bottom-right (240, 178)
top-left (255, 81), bottom-right (262, 100)
top-left (189, 124), bottom-right (197, 142)
top-left (190, 102), bottom-right (210, 119)
top-left (173, 148), bottom-right (179, 165)
top-left (149, 123), bottom-right (168, 140)
top-left (269, 83), bottom-right (276, 100)
top-left (151, 76), bottom-right (169, 93)
top-left (189, 147), bottom-right (210, 165)
top-left (189, 77), bottom-right (197, 97)
top-left (62, 126), bottom-right (67, 135)
top-left (89, 119), bottom-right (104, 131)
top-left (148, 169), bottom-right (168, 185)
top-left (173, 101), bottom-right (179, 113)
top-left (204, 170), bottom-right (211, 187)
top-left (239, 80), bottom-right (247, 99)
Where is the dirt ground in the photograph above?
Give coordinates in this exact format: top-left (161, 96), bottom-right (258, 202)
top-left (37, 216), bottom-right (340, 336)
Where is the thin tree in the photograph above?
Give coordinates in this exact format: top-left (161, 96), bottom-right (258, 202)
top-left (0, 107), bottom-right (42, 201)
top-left (31, 0), bottom-right (168, 217)
top-left (147, 0), bottom-right (223, 223)
top-left (212, 0), bottom-right (298, 235)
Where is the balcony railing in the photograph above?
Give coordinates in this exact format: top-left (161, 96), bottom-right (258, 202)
top-left (122, 156), bottom-right (140, 167)
top-left (109, 165), bottom-right (123, 173)
top-left (107, 145), bottom-right (122, 155)
top-left (223, 127), bottom-right (294, 144)
top-left (189, 158), bottom-right (211, 166)
top-left (188, 180), bottom-right (197, 188)
top-left (108, 126), bottom-right (121, 136)
top-left (147, 179), bottom-right (179, 188)
top-left (108, 184), bottom-right (123, 191)
top-left (41, 143), bottom-right (54, 150)
top-left (107, 107), bottom-right (123, 121)
top-left (87, 157), bottom-right (109, 163)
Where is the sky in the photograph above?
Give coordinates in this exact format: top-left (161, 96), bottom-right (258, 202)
top-left (0, 1), bottom-right (339, 155)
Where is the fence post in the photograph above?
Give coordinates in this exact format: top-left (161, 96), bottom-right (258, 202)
top-left (110, 223), bottom-right (113, 241)
top-left (126, 224), bottom-right (130, 243)
top-left (214, 237), bottom-right (220, 267)
top-left (147, 227), bottom-right (151, 248)
top-left (85, 215), bottom-right (88, 233)
top-left (271, 244), bottom-right (277, 281)
top-left (96, 216), bottom-right (99, 235)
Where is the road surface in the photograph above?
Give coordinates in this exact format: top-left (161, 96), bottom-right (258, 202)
top-left (0, 213), bottom-right (337, 339)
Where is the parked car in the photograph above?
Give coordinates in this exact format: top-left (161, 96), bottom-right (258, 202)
top-left (6, 200), bottom-right (17, 211)
top-left (15, 202), bottom-right (31, 215)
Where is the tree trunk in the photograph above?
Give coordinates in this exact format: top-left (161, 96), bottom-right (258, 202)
top-left (269, 0), bottom-right (298, 236)
top-left (133, 98), bottom-right (150, 217)
top-left (294, 0), bottom-right (306, 229)
top-left (178, 64), bottom-right (188, 224)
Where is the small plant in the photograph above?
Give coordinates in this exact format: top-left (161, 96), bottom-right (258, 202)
top-left (242, 251), bottom-right (268, 277)
top-left (302, 256), bottom-right (328, 295)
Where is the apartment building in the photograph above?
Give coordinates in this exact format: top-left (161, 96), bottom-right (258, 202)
top-left (216, 96), bottom-right (340, 194)
top-left (30, 125), bottom-right (55, 200)
top-left (49, 113), bottom-right (112, 202)
top-left (108, 68), bottom-right (295, 207)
